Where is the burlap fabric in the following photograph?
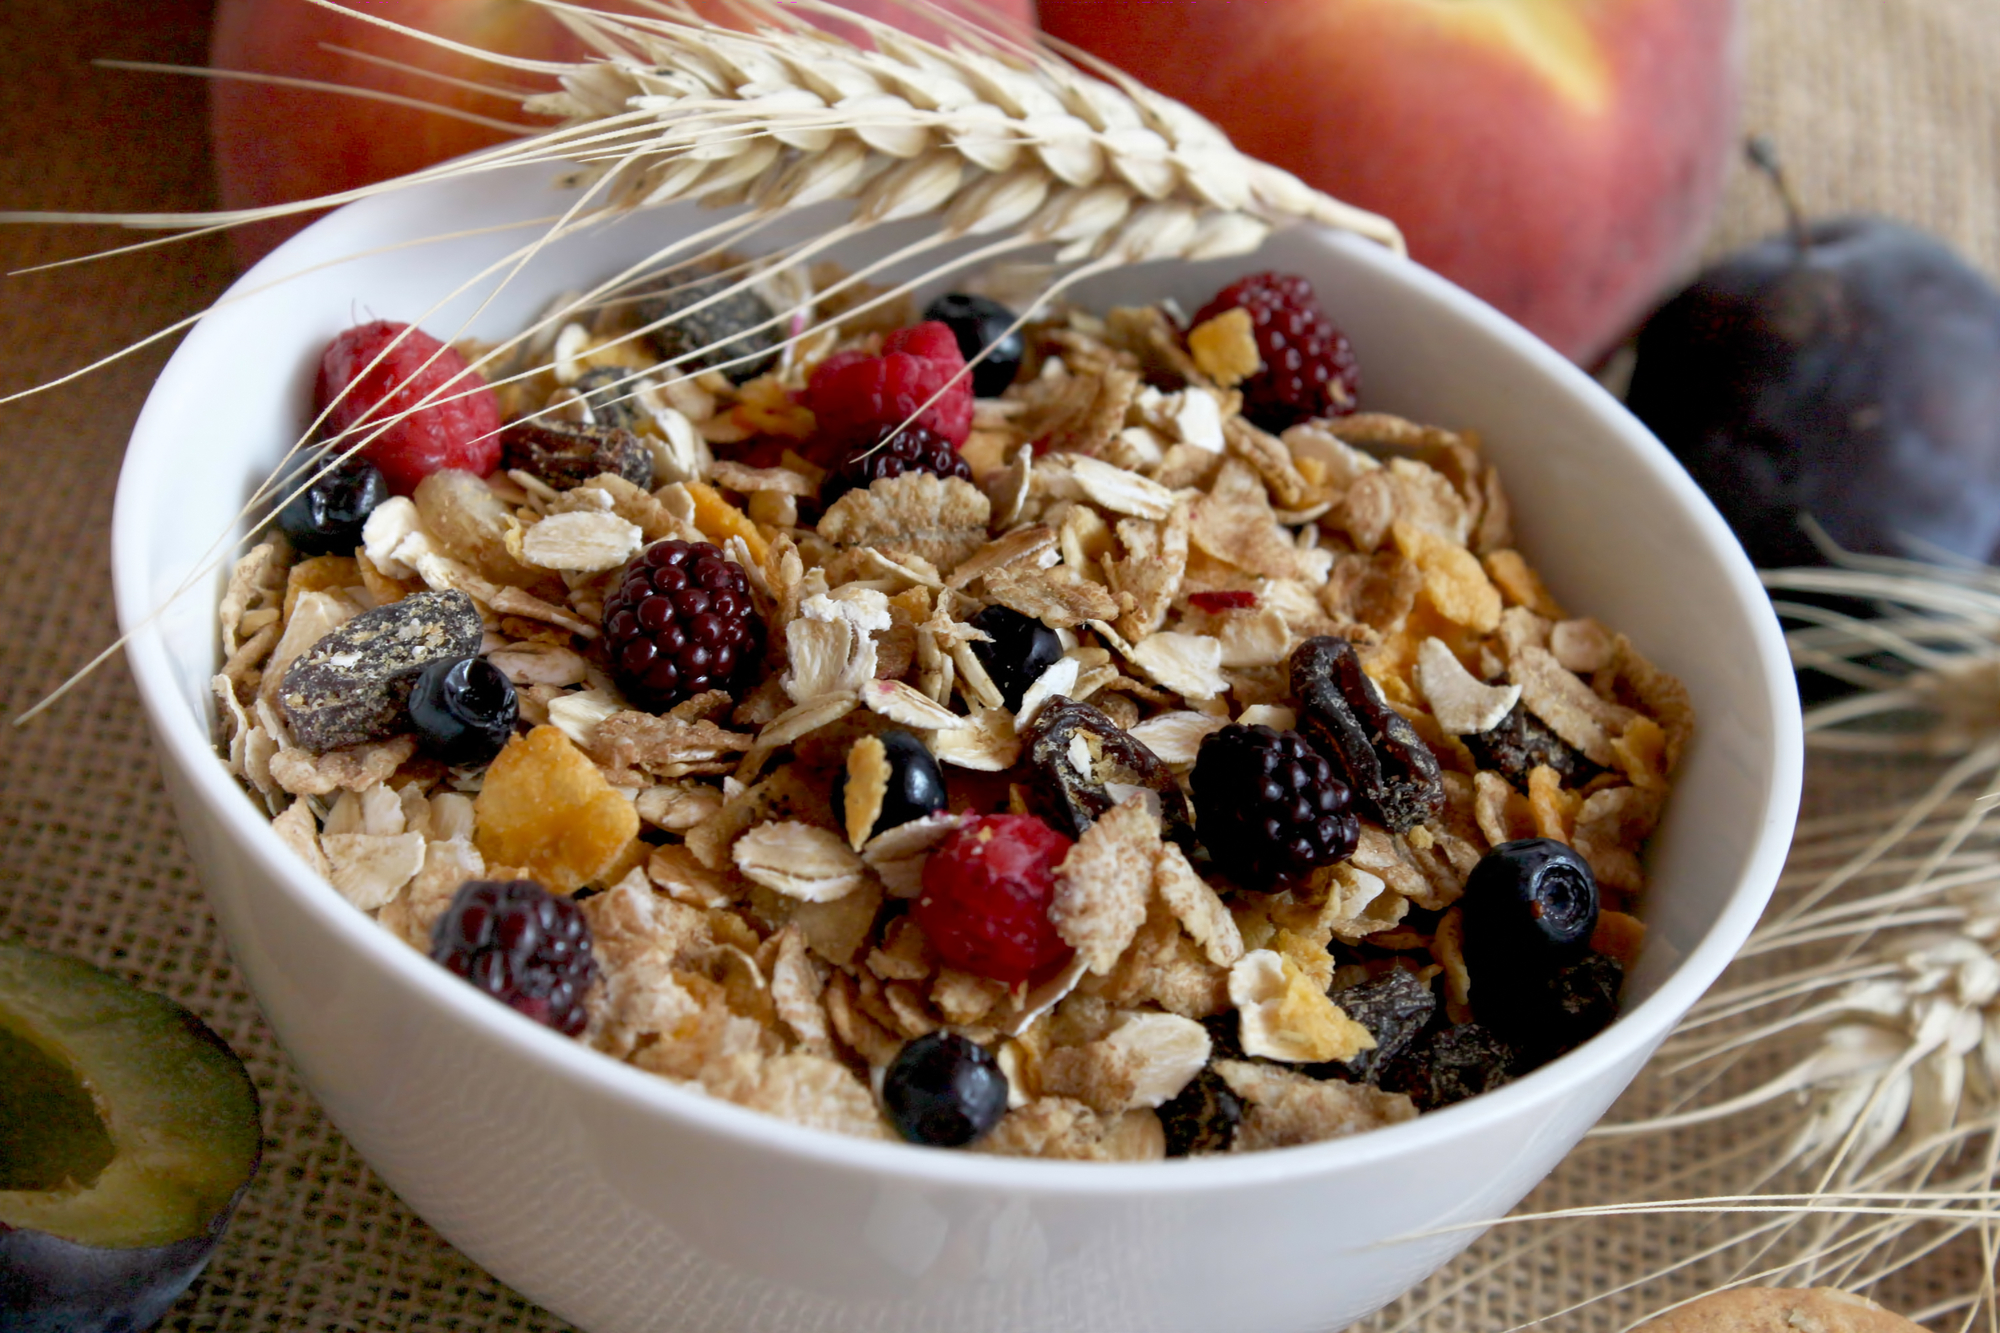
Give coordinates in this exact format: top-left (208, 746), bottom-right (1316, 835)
top-left (0, 1), bottom-right (1991, 1328)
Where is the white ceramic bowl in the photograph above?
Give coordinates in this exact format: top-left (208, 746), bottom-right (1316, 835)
top-left (114, 164), bottom-right (1802, 1333)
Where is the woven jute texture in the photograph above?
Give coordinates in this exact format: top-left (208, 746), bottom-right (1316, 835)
top-left (0, 1), bottom-right (1993, 1329)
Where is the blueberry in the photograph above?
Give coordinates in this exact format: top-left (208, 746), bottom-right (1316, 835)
top-left (276, 455), bottom-right (389, 556)
top-left (408, 656), bottom-right (518, 767)
top-left (922, 292), bottom-right (1024, 398)
top-left (1460, 838), bottom-right (1598, 1008)
top-left (967, 605), bottom-right (1062, 712)
top-left (882, 1032), bottom-right (1009, 1147)
top-left (831, 730), bottom-right (949, 844)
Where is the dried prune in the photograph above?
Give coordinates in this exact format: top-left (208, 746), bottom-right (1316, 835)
top-left (278, 589), bottom-right (485, 752)
top-left (1158, 1067), bottom-right (1244, 1157)
top-left (1317, 969), bottom-right (1437, 1085)
top-left (1462, 702), bottom-right (1600, 792)
top-left (1290, 636), bottom-right (1444, 833)
top-left (1377, 1022), bottom-right (1515, 1111)
top-left (500, 420), bottom-right (653, 492)
top-left (1018, 695), bottom-right (1194, 847)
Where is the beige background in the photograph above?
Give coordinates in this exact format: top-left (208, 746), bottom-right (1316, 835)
top-left (0, 1), bottom-right (1994, 1328)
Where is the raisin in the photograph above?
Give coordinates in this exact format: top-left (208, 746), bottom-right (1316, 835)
top-left (1482, 951), bottom-right (1624, 1067)
top-left (500, 419), bottom-right (654, 491)
top-left (1018, 695), bottom-right (1195, 848)
top-left (1462, 701), bottom-right (1603, 792)
top-left (1377, 1022), bottom-right (1516, 1111)
top-left (1289, 636), bottom-right (1444, 833)
top-left (1158, 1067), bottom-right (1244, 1157)
top-left (1316, 969), bottom-right (1437, 1084)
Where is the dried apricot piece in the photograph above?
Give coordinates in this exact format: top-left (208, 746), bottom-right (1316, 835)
top-left (474, 725), bottom-right (640, 891)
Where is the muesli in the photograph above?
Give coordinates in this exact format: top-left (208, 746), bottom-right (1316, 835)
top-left (214, 262), bottom-right (1691, 1158)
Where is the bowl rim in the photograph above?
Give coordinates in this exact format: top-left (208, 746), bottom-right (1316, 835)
top-left (112, 171), bottom-right (1804, 1196)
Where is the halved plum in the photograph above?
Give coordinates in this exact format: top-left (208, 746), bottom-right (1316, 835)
top-left (1, 944), bottom-right (260, 1333)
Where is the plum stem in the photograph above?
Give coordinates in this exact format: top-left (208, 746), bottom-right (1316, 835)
top-left (1747, 135), bottom-right (1812, 254)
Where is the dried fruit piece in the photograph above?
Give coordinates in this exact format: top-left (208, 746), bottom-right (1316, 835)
top-left (922, 293), bottom-right (1025, 398)
top-left (633, 259), bottom-right (780, 383)
top-left (1018, 696), bottom-right (1195, 847)
top-left (1317, 969), bottom-right (1436, 1084)
top-left (1462, 701), bottom-right (1602, 792)
top-left (1289, 635), bottom-right (1444, 833)
top-left (1156, 1066), bottom-right (1245, 1157)
top-left (831, 731), bottom-right (949, 849)
top-left (805, 321), bottom-right (974, 453)
top-left (473, 725), bottom-right (641, 892)
top-left (430, 878), bottom-right (597, 1036)
top-left (315, 321), bottom-right (503, 495)
top-left (1189, 724), bottom-right (1357, 890)
top-left (602, 540), bottom-right (763, 710)
top-left (882, 1032), bottom-right (1010, 1147)
top-left (1191, 272), bottom-right (1358, 431)
top-left (916, 814), bottom-right (1075, 984)
top-left (276, 455), bottom-right (388, 556)
top-left (819, 423), bottom-right (972, 511)
top-left (499, 420), bottom-right (653, 491)
top-left (278, 589), bottom-right (484, 753)
top-left (1377, 1022), bottom-right (1516, 1111)
top-left (407, 656), bottom-right (518, 767)
top-left (967, 605), bottom-right (1063, 712)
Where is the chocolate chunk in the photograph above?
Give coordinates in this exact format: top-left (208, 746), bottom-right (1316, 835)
top-left (500, 420), bottom-right (653, 492)
top-left (1289, 636), bottom-right (1444, 833)
top-left (1158, 1067), bottom-right (1244, 1157)
top-left (1018, 696), bottom-right (1195, 848)
top-left (1377, 1022), bottom-right (1516, 1111)
top-left (1462, 701), bottom-right (1602, 792)
top-left (1318, 969), bottom-right (1437, 1084)
top-left (278, 590), bottom-right (484, 753)
top-left (634, 260), bottom-right (780, 384)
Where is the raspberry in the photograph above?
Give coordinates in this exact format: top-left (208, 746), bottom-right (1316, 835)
top-left (602, 540), bottom-right (762, 710)
top-left (1190, 724), bottom-right (1358, 890)
top-left (804, 321), bottom-right (974, 459)
top-left (1193, 273), bottom-right (1359, 432)
top-left (820, 423), bottom-right (972, 510)
top-left (430, 878), bottom-right (596, 1036)
top-left (915, 815), bottom-right (1074, 984)
top-left (315, 321), bottom-right (503, 495)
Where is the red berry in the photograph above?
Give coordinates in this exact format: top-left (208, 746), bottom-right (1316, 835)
top-left (804, 320), bottom-right (974, 456)
top-left (1188, 590), bottom-right (1259, 612)
top-left (1193, 272), bottom-right (1359, 432)
top-left (916, 815), bottom-right (1074, 984)
top-left (315, 320), bottom-right (504, 495)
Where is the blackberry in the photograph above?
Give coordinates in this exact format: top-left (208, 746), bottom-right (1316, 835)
top-left (922, 292), bottom-right (1025, 397)
top-left (1190, 724), bottom-right (1358, 890)
top-left (430, 879), bottom-right (596, 1036)
top-left (966, 604), bottom-right (1062, 712)
top-left (820, 423), bottom-right (972, 510)
top-left (602, 540), bottom-right (763, 711)
top-left (882, 1032), bottom-right (1010, 1148)
top-left (1193, 272), bottom-right (1359, 432)
top-left (276, 455), bottom-right (389, 556)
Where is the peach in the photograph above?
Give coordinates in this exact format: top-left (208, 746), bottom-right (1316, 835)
top-left (1037, 0), bottom-right (1742, 364)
